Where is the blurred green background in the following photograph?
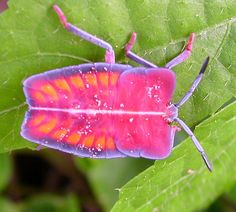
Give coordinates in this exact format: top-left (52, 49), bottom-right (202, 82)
top-left (0, 0), bottom-right (235, 211)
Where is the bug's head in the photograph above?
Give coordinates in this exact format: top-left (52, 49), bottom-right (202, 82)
top-left (164, 103), bottom-right (178, 122)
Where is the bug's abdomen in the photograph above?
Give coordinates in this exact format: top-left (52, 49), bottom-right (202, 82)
top-left (21, 63), bottom-right (131, 158)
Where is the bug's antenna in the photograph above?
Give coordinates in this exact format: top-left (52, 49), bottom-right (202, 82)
top-left (175, 57), bottom-right (210, 108)
top-left (174, 117), bottom-right (212, 172)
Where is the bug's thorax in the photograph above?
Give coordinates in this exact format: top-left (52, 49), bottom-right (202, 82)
top-left (164, 104), bottom-right (178, 122)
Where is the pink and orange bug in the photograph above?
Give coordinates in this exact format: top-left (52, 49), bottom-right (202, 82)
top-left (21, 5), bottom-right (212, 171)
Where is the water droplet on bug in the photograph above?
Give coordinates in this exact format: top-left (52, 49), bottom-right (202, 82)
top-left (96, 99), bottom-right (101, 107)
top-left (120, 103), bottom-right (124, 108)
top-left (146, 87), bottom-right (153, 98)
top-left (129, 117), bottom-right (134, 123)
top-left (154, 85), bottom-right (160, 90)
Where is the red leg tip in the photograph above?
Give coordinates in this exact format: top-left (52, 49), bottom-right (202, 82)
top-left (186, 33), bottom-right (195, 51)
top-left (125, 32), bottom-right (137, 53)
top-left (53, 4), bottom-right (68, 28)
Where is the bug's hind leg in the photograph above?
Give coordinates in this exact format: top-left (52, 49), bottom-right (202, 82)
top-left (174, 117), bottom-right (212, 172)
top-left (165, 33), bottom-right (195, 69)
top-left (125, 32), bottom-right (157, 68)
top-left (53, 5), bottom-right (115, 63)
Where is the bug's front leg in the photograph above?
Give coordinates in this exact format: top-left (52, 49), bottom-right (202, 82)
top-left (165, 33), bottom-right (195, 69)
top-left (125, 32), bottom-right (157, 68)
top-left (53, 5), bottom-right (115, 63)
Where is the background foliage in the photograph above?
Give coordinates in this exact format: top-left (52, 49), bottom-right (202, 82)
top-left (0, 0), bottom-right (235, 211)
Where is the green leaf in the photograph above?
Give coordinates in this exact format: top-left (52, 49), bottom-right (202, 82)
top-left (76, 158), bottom-right (153, 211)
top-left (0, 194), bottom-right (80, 212)
top-left (0, 153), bottom-right (12, 192)
top-left (0, 0), bottom-right (235, 153)
top-left (227, 184), bottom-right (236, 204)
top-left (112, 101), bottom-right (236, 211)
top-left (0, 197), bottom-right (18, 212)
top-left (22, 194), bottom-right (80, 212)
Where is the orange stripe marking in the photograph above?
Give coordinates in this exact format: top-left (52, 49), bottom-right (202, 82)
top-left (41, 84), bottom-right (58, 101)
top-left (67, 132), bottom-right (81, 145)
top-left (52, 129), bottom-right (68, 140)
top-left (33, 91), bottom-right (46, 103)
top-left (38, 118), bottom-right (57, 134)
top-left (70, 75), bottom-right (85, 89)
top-left (106, 137), bottom-right (116, 150)
top-left (31, 115), bottom-right (45, 126)
top-left (81, 135), bottom-right (95, 148)
top-left (98, 72), bottom-right (109, 87)
top-left (110, 73), bottom-right (119, 86)
top-left (54, 79), bottom-right (71, 92)
top-left (84, 73), bottom-right (98, 87)
top-left (95, 136), bottom-right (106, 150)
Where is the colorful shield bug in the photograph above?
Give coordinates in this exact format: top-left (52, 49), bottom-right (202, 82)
top-left (21, 5), bottom-right (212, 171)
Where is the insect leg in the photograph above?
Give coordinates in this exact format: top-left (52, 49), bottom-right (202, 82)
top-left (174, 117), bottom-right (212, 172)
top-left (165, 33), bottom-right (195, 69)
top-left (125, 32), bottom-right (157, 68)
top-left (36, 145), bottom-right (43, 151)
top-left (175, 57), bottom-right (209, 108)
top-left (53, 5), bottom-right (115, 63)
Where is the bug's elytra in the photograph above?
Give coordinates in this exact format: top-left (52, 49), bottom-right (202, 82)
top-left (21, 5), bottom-right (212, 171)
